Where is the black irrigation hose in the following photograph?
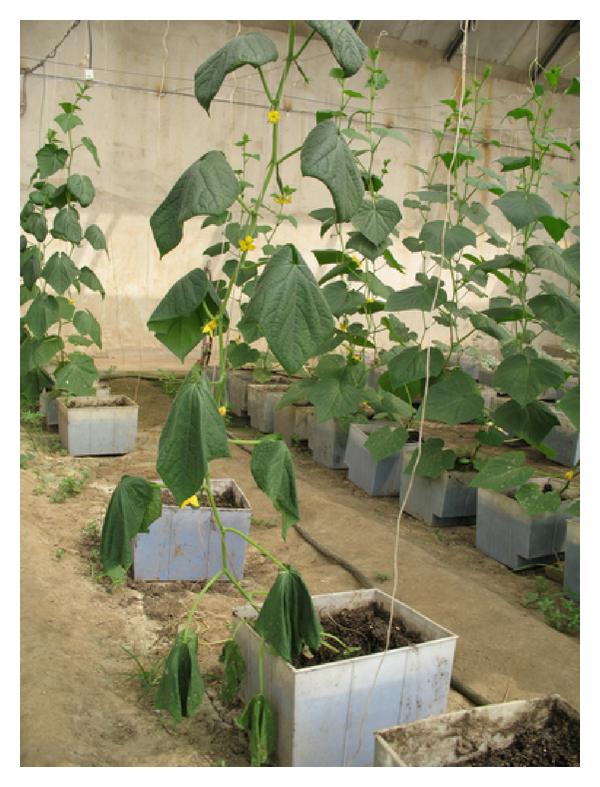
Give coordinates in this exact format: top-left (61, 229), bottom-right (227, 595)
top-left (228, 433), bottom-right (492, 708)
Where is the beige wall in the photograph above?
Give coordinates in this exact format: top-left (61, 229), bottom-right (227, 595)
top-left (20, 20), bottom-right (580, 372)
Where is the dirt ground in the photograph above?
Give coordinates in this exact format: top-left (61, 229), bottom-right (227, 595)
top-left (20, 378), bottom-right (580, 767)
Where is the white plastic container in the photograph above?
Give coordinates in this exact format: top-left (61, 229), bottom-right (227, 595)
top-left (132, 478), bottom-right (251, 581)
top-left (57, 394), bottom-right (137, 455)
top-left (373, 694), bottom-right (578, 766)
top-left (40, 382), bottom-right (110, 426)
top-left (233, 588), bottom-right (457, 767)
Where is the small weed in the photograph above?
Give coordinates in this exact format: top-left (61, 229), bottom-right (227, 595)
top-left (82, 519), bottom-right (99, 539)
top-left (522, 576), bottom-right (580, 635)
top-left (251, 517), bottom-right (277, 529)
top-left (121, 645), bottom-right (164, 699)
top-left (54, 547), bottom-right (66, 560)
top-left (374, 571), bottom-right (390, 582)
top-left (157, 369), bottom-right (181, 398)
top-left (50, 467), bottom-right (91, 503)
top-left (20, 452), bottom-right (34, 469)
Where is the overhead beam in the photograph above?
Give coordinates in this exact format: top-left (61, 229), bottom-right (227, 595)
top-left (532, 20), bottom-right (580, 80)
top-left (444, 21), bottom-right (476, 62)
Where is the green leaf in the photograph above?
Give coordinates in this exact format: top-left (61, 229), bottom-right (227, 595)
top-left (364, 426), bottom-right (409, 462)
top-left (420, 369), bottom-right (484, 425)
top-left (307, 21), bottom-right (367, 77)
top-left (555, 385), bottom-right (579, 431)
top-left (194, 33), bottom-right (278, 112)
top-left (493, 191), bottom-right (553, 229)
top-left (42, 252), bottom-right (79, 295)
top-left (67, 174), bottom-right (95, 207)
top-left (497, 155), bottom-right (534, 172)
top-left (56, 296), bottom-right (75, 321)
top-left (528, 291), bottom-right (577, 327)
top-left (100, 475), bottom-right (162, 580)
top-left (52, 206), bottom-right (82, 244)
top-left (565, 76), bottom-right (580, 96)
top-left (150, 151), bottom-right (240, 257)
top-left (469, 312), bottom-right (512, 343)
top-left (54, 352), bottom-right (99, 396)
top-left (22, 211), bottom-right (48, 243)
top-left (526, 244), bottom-right (579, 288)
top-left (35, 143), bottom-right (68, 178)
top-left (515, 483), bottom-right (561, 516)
top-left (73, 309), bottom-right (102, 348)
top-left (539, 216), bottom-right (569, 243)
top-left (25, 294), bottom-right (60, 338)
top-left (474, 426), bottom-right (506, 446)
top-left (21, 335), bottom-right (64, 372)
top-left (227, 341), bottom-right (260, 368)
top-left (243, 245), bottom-right (335, 374)
top-left (84, 224), bottom-right (108, 253)
top-left (322, 280), bottom-right (365, 316)
top-left (236, 693), bottom-right (276, 767)
top-left (20, 246), bottom-right (43, 289)
top-left (156, 367), bottom-right (230, 503)
top-left (386, 275), bottom-right (447, 312)
top-left (419, 220), bottom-right (476, 258)
top-left (312, 249), bottom-right (357, 266)
top-left (405, 438), bottom-right (457, 479)
top-left (463, 201), bottom-right (490, 225)
top-left (155, 630), bottom-right (204, 723)
top-left (219, 640), bottom-right (245, 706)
top-left (79, 266), bottom-right (105, 298)
top-left (254, 565), bottom-right (321, 662)
top-left (251, 438), bottom-right (299, 539)
top-left (275, 378), bottom-right (317, 410)
top-left (506, 107), bottom-right (534, 121)
top-left (555, 313), bottom-right (579, 348)
top-left (81, 136), bottom-right (101, 167)
top-left (469, 452), bottom-right (534, 492)
top-left (301, 120), bottom-right (363, 222)
top-left (147, 269), bottom-right (221, 362)
top-left (309, 365), bottom-right (365, 422)
top-left (372, 126), bottom-right (409, 145)
top-left (493, 399), bottom-right (560, 445)
top-left (493, 353), bottom-right (565, 406)
top-left (346, 231), bottom-right (390, 261)
top-left (351, 197), bottom-right (401, 245)
top-left (68, 335), bottom-right (94, 347)
top-left (388, 346), bottom-right (444, 387)
top-left (54, 112), bottom-right (83, 133)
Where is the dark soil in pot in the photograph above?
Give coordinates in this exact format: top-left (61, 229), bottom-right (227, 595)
top-left (160, 487), bottom-right (239, 508)
top-left (447, 706), bottom-right (579, 767)
top-left (66, 396), bottom-right (131, 408)
top-left (293, 602), bottom-right (424, 668)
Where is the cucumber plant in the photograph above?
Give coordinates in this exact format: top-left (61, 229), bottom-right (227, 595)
top-left (20, 81), bottom-right (108, 405)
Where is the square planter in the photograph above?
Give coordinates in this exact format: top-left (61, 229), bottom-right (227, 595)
top-left (459, 356), bottom-right (479, 380)
top-left (544, 410), bottom-right (580, 467)
top-left (475, 486), bottom-right (567, 569)
top-left (233, 588), bottom-right (457, 767)
top-left (344, 421), bottom-right (407, 496)
top-left (227, 370), bottom-right (254, 416)
top-left (247, 383), bottom-right (290, 433)
top-left (399, 444), bottom-right (477, 526)
top-left (40, 382), bottom-right (110, 427)
top-left (564, 518), bottom-right (580, 600)
top-left (273, 404), bottom-right (315, 447)
top-left (477, 366), bottom-right (498, 387)
top-left (308, 418), bottom-right (351, 469)
top-left (131, 478), bottom-right (251, 581)
top-left (374, 694), bottom-right (578, 767)
top-left (57, 394), bottom-right (138, 456)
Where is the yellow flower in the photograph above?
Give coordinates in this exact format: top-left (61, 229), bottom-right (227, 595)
top-left (351, 255), bottom-right (361, 267)
top-left (365, 297), bottom-right (375, 304)
top-left (274, 194), bottom-right (292, 205)
top-left (267, 109), bottom-right (280, 124)
top-left (202, 318), bottom-right (218, 338)
top-left (564, 470), bottom-right (575, 481)
top-left (180, 494), bottom-right (200, 509)
top-left (68, 298), bottom-right (75, 305)
top-left (218, 406), bottom-right (227, 417)
top-left (347, 351), bottom-right (359, 362)
top-left (339, 319), bottom-right (348, 332)
top-left (238, 234), bottom-right (256, 252)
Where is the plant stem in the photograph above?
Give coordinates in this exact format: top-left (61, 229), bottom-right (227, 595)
top-left (223, 526), bottom-right (287, 570)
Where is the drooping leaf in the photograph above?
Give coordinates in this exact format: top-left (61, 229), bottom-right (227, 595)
top-left (54, 352), bottom-right (99, 396)
top-left (73, 309), bottom-right (102, 348)
top-left (526, 244), bottom-right (579, 288)
top-left (364, 425), bottom-right (409, 462)
top-left (469, 312), bottom-right (512, 343)
top-left (493, 191), bottom-right (553, 229)
top-left (301, 120), bottom-right (363, 222)
top-left (35, 143), bottom-right (68, 178)
top-left (156, 367), bottom-right (230, 503)
top-left (81, 136), bottom-right (101, 167)
top-left (219, 640), bottom-right (245, 706)
top-left (21, 211), bottom-right (48, 242)
top-left (539, 216), bottom-right (569, 243)
top-left (307, 20), bottom-right (368, 76)
top-left (346, 230), bottom-right (390, 261)
top-left (147, 269), bottom-right (221, 361)
top-left (150, 151), bottom-right (240, 257)
top-left (52, 206), bottom-right (82, 244)
top-left (493, 353), bottom-right (565, 406)
top-left (100, 475), bottom-right (162, 580)
top-left (24, 294), bottom-right (60, 338)
top-left (155, 630), bottom-right (204, 723)
top-left (351, 197), bottom-right (401, 246)
top-left (236, 693), bottom-right (276, 767)
top-left (419, 369), bottom-right (484, 424)
top-left (84, 224), bottom-right (108, 253)
top-left (243, 245), bottom-right (335, 374)
top-left (516, 483), bottom-right (561, 516)
top-left (20, 246), bottom-right (43, 289)
top-left (194, 33), bottom-right (278, 113)
top-left (42, 252), bottom-right (80, 294)
top-left (253, 565), bottom-right (321, 662)
top-left (470, 452), bottom-right (534, 492)
top-left (556, 385), bottom-right (579, 431)
top-left (493, 399), bottom-right (560, 445)
top-left (404, 438), bottom-right (457, 479)
top-left (79, 266), bottom-right (105, 298)
top-left (387, 346), bottom-right (444, 388)
top-left (250, 438), bottom-right (299, 539)
top-left (67, 174), bottom-right (95, 207)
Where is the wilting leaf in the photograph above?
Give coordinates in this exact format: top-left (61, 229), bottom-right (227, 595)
top-left (250, 438), bottom-right (299, 539)
top-left (155, 630), bottom-right (204, 723)
top-left (236, 693), bottom-right (276, 767)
